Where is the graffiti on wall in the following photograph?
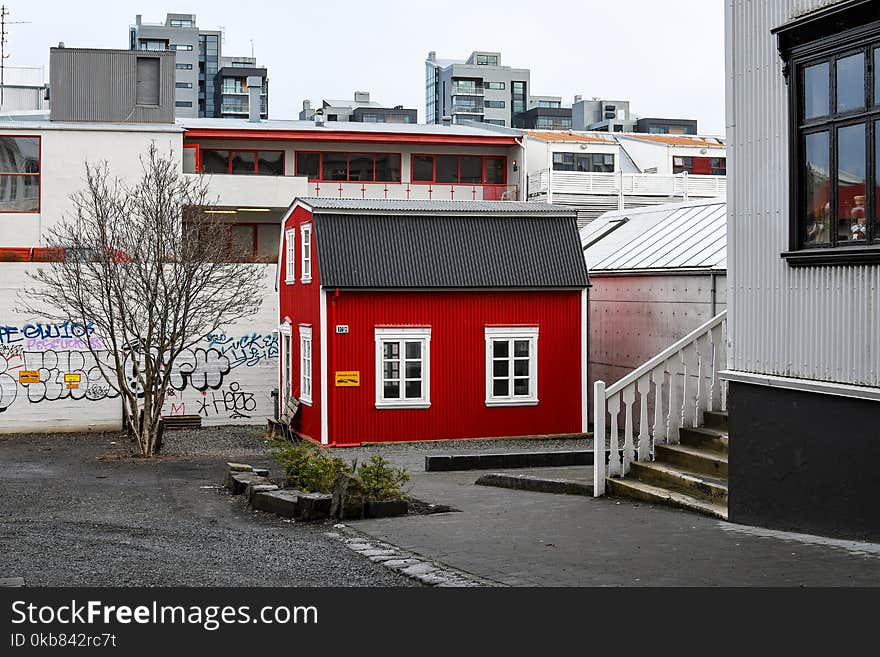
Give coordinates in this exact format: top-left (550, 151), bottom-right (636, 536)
top-left (0, 321), bottom-right (278, 421)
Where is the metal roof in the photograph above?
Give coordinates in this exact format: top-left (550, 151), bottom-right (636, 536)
top-left (313, 212), bottom-right (588, 289)
top-left (179, 116), bottom-right (513, 138)
top-left (582, 199), bottom-right (726, 272)
top-left (297, 198), bottom-right (574, 215)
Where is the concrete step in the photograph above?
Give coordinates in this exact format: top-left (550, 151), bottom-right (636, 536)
top-left (629, 460), bottom-right (727, 504)
top-left (679, 426), bottom-right (728, 454)
top-left (607, 477), bottom-right (728, 520)
top-left (702, 410), bottom-right (728, 430)
top-left (655, 443), bottom-right (728, 479)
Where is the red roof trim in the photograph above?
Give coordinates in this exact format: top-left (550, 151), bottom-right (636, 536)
top-left (183, 127), bottom-right (519, 146)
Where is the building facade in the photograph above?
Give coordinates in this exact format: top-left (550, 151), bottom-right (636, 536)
top-left (277, 198), bottom-right (589, 446)
top-left (725, 0), bottom-right (880, 540)
top-left (299, 92), bottom-right (416, 124)
top-left (425, 51), bottom-right (530, 127)
top-left (130, 13), bottom-right (268, 119)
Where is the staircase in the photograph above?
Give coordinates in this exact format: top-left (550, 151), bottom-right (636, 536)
top-left (593, 311), bottom-right (729, 520)
top-left (606, 410), bottom-right (728, 519)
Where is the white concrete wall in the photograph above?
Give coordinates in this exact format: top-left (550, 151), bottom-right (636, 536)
top-left (524, 136), bottom-right (620, 177)
top-left (0, 263), bottom-right (279, 434)
top-left (0, 126), bottom-right (183, 248)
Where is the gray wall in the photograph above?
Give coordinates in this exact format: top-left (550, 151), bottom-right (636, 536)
top-left (49, 48), bottom-right (175, 124)
top-left (727, 0), bottom-right (880, 387)
top-left (589, 272), bottom-right (727, 419)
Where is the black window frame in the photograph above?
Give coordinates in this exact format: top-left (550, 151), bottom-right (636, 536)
top-left (776, 1), bottom-right (880, 265)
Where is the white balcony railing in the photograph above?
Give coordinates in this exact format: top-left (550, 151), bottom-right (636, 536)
top-left (527, 169), bottom-right (727, 204)
top-left (593, 311), bottom-right (727, 497)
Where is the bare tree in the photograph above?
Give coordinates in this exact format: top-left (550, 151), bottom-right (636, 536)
top-left (23, 144), bottom-right (265, 456)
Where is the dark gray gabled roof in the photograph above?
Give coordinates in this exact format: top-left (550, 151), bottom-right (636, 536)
top-left (313, 211), bottom-right (589, 289)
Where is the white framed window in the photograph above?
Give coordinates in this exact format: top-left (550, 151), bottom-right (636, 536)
top-left (300, 223), bottom-right (312, 283)
top-left (485, 326), bottom-right (538, 406)
top-left (374, 327), bottom-right (431, 409)
top-left (284, 228), bottom-right (296, 283)
top-left (279, 322), bottom-right (292, 402)
top-left (299, 325), bottom-right (312, 405)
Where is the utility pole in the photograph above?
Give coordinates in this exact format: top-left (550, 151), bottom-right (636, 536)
top-left (0, 5), bottom-right (32, 109)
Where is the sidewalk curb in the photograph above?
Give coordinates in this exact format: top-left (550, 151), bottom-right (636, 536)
top-left (327, 525), bottom-right (505, 588)
top-left (475, 472), bottom-right (594, 496)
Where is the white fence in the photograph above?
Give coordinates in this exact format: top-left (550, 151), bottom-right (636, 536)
top-left (592, 311), bottom-right (727, 496)
top-left (528, 170), bottom-right (727, 205)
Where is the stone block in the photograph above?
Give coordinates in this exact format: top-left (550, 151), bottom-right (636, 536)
top-left (226, 462), bottom-right (253, 472)
top-left (253, 489), bottom-right (302, 518)
top-left (246, 482), bottom-right (278, 505)
top-left (330, 472), bottom-right (366, 520)
top-left (226, 472), bottom-right (271, 495)
top-left (252, 468), bottom-right (270, 477)
top-left (364, 499), bottom-right (408, 518)
top-left (298, 492), bottom-right (332, 521)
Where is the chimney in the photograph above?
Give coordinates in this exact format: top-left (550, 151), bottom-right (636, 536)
top-left (574, 94), bottom-right (582, 103)
top-left (246, 75), bottom-right (262, 123)
top-left (58, 42), bottom-right (65, 48)
top-left (441, 115), bottom-right (452, 126)
top-left (428, 51), bottom-right (436, 62)
top-left (302, 99), bottom-right (311, 111)
top-left (354, 91), bottom-right (370, 103)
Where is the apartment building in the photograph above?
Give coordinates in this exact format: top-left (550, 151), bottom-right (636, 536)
top-left (299, 92), bottom-right (416, 124)
top-left (572, 96), bottom-right (698, 134)
top-left (425, 50), bottom-right (530, 127)
top-left (513, 96), bottom-right (572, 130)
top-left (129, 13), bottom-right (268, 119)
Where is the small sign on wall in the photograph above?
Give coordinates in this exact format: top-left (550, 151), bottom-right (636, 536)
top-left (336, 325), bottom-right (349, 334)
top-left (64, 373), bottom-right (82, 384)
top-left (335, 371), bottom-right (360, 387)
top-left (18, 370), bottom-right (40, 384)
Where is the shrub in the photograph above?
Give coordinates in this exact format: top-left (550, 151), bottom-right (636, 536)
top-left (269, 436), bottom-right (352, 493)
top-left (357, 455), bottom-right (410, 501)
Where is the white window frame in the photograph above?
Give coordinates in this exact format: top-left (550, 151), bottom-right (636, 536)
top-left (279, 322), bottom-right (292, 402)
top-left (284, 228), bottom-right (296, 283)
top-left (484, 326), bottom-right (539, 407)
top-left (300, 223), bottom-right (312, 283)
top-left (299, 324), bottom-right (313, 405)
top-left (374, 327), bottom-right (431, 409)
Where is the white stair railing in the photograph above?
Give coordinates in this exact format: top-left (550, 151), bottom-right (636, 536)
top-left (593, 311), bottom-right (727, 497)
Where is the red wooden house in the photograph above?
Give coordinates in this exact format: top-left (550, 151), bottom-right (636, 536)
top-left (277, 198), bottom-right (590, 446)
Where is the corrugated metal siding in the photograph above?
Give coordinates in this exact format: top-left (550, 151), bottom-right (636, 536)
top-left (327, 290), bottom-right (583, 445)
top-left (728, 0), bottom-right (880, 387)
top-left (314, 214), bottom-right (589, 288)
top-left (49, 49), bottom-right (175, 124)
top-left (279, 206), bottom-right (323, 442)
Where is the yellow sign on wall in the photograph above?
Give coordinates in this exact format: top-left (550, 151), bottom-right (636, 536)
top-left (335, 371), bottom-right (360, 387)
top-left (64, 373), bottom-right (82, 384)
top-left (18, 370), bottom-right (40, 384)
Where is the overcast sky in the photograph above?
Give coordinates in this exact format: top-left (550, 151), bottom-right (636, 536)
top-left (9, 0), bottom-right (725, 134)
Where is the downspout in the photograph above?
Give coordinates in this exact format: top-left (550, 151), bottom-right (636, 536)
top-left (514, 136), bottom-right (526, 201)
top-left (710, 270), bottom-right (717, 317)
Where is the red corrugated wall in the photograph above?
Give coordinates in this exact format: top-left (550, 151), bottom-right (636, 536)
top-left (326, 290), bottom-right (583, 445)
top-left (279, 205), bottom-right (322, 443)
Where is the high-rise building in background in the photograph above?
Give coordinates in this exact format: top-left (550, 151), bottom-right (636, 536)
top-left (425, 51), bottom-right (530, 127)
top-left (129, 13), bottom-right (268, 119)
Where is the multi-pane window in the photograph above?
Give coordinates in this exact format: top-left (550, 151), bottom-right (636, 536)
top-left (785, 29), bottom-right (880, 257)
top-left (199, 149), bottom-right (284, 176)
top-left (0, 136), bottom-right (40, 213)
top-left (485, 81), bottom-right (505, 90)
top-left (552, 152), bottom-right (614, 173)
top-left (536, 116), bottom-right (573, 130)
top-left (299, 325), bottom-right (312, 405)
top-left (411, 154), bottom-right (506, 184)
top-left (672, 156), bottom-right (725, 176)
top-left (374, 328), bottom-right (431, 408)
top-left (284, 228), bottom-right (296, 283)
top-left (294, 151), bottom-right (402, 183)
top-left (485, 327), bottom-right (538, 406)
top-left (511, 81), bottom-right (527, 116)
top-left (484, 100), bottom-right (505, 109)
top-left (475, 54), bottom-right (498, 66)
top-left (176, 63), bottom-right (193, 70)
top-left (300, 223), bottom-right (312, 283)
